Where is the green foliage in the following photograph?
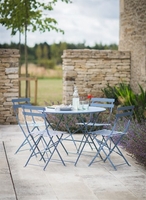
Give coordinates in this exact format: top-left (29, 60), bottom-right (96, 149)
top-left (50, 42), bottom-right (67, 64)
top-left (114, 83), bottom-right (135, 105)
top-left (92, 43), bottom-right (118, 50)
top-left (35, 45), bottom-right (43, 60)
top-left (102, 83), bottom-right (146, 122)
top-left (38, 59), bottom-right (55, 69)
top-left (0, 0), bottom-right (72, 35)
top-left (101, 83), bottom-right (118, 104)
top-left (0, 42), bottom-right (118, 66)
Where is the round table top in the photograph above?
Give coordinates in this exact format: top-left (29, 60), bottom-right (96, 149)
top-left (45, 106), bottom-right (106, 114)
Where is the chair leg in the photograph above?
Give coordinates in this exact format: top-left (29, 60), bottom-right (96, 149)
top-left (24, 136), bottom-right (46, 167)
top-left (74, 133), bottom-right (91, 166)
top-left (56, 135), bottom-right (68, 155)
top-left (89, 135), bottom-right (131, 170)
top-left (104, 136), bottom-right (131, 168)
top-left (43, 134), bottom-right (66, 170)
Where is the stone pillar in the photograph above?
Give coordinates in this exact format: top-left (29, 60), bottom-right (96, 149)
top-left (0, 49), bottom-right (19, 124)
top-left (119, 0), bottom-right (146, 92)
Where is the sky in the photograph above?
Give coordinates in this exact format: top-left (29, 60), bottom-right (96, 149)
top-left (0, 0), bottom-right (120, 47)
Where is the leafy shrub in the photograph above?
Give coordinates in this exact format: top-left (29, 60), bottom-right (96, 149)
top-left (101, 83), bottom-right (118, 104)
top-left (102, 83), bottom-right (146, 122)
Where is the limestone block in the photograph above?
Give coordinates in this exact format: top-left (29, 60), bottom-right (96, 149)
top-left (0, 110), bottom-right (10, 115)
top-left (0, 80), bottom-right (10, 85)
top-left (2, 58), bottom-right (19, 62)
top-left (0, 68), bottom-right (5, 73)
top-left (8, 74), bottom-right (18, 79)
top-left (64, 71), bottom-right (77, 77)
top-left (8, 88), bottom-right (18, 92)
top-left (6, 116), bottom-right (17, 123)
top-left (0, 49), bottom-right (19, 54)
top-left (4, 93), bottom-right (18, 97)
top-left (105, 77), bottom-right (120, 81)
top-left (86, 63), bottom-right (96, 67)
top-left (63, 65), bottom-right (75, 70)
top-left (4, 83), bottom-right (14, 87)
top-left (0, 119), bottom-right (5, 123)
top-left (120, 74), bottom-right (130, 77)
top-left (5, 67), bottom-right (18, 74)
top-left (3, 101), bottom-right (14, 106)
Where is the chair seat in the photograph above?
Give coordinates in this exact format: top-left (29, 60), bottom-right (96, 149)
top-left (20, 121), bottom-right (44, 127)
top-left (77, 122), bottom-right (111, 126)
top-left (31, 129), bottom-right (66, 137)
top-left (90, 129), bottom-right (124, 136)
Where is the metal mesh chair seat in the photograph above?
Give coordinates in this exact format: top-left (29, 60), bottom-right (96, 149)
top-left (91, 129), bottom-right (124, 136)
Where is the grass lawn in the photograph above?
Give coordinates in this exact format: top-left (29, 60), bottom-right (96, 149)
top-left (20, 78), bottom-right (63, 106)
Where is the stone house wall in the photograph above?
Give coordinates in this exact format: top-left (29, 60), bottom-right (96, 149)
top-left (0, 49), bottom-right (19, 124)
top-left (62, 49), bottom-right (131, 105)
top-left (119, 0), bottom-right (146, 92)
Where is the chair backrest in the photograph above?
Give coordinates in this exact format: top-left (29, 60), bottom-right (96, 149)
top-left (90, 98), bottom-right (115, 109)
top-left (112, 105), bottom-right (134, 134)
top-left (22, 105), bottom-right (47, 132)
top-left (12, 98), bottom-right (32, 123)
top-left (22, 105), bottom-right (45, 116)
top-left (12, 98), bottom-right (31, 105)
top-left (90, 98), bottom-right (115, 122)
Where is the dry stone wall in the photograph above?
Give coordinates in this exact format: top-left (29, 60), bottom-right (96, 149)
top-left (119, 0), bottom-right (146, 92)
top-left (62, 49), bottom-right (131, 105)
top-left (0, 49), bottom-right (19, 124)
top-left (1, 0), bottom-right (146, 124)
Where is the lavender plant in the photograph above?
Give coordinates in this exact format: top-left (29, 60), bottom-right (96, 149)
top-left (120, 120), bottom-right (146, 167)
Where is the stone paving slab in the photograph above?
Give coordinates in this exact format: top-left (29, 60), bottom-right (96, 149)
top-left (0, 125), bottom-right (146, 200)
top-left (0, 142), bottom-right (16, 200)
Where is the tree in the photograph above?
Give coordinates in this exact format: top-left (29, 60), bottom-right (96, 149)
top-left (0, 0), bottom-right (72, 97)
top-left (50, 42), bottom-right (67, 64)
top-left (35, 44), bottom-right (43, 60)
top-left (43, 44), bottom-right (49, 59)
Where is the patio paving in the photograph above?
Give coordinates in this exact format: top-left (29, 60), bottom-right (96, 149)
top-left (0, 125), bottom-right (146, 200)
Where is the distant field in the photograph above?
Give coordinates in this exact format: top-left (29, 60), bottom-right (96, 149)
top-left (20, 78), bottom-right (63, 106)
top-left (20, 64), bottom-right (63, 105)
top-left (21, 63), bottom-right (62, 78)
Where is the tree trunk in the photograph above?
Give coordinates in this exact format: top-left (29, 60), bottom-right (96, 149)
top-left (25, 24), bottom-right (28, 98)
top-left (19, 31), bottom-right (21, 97)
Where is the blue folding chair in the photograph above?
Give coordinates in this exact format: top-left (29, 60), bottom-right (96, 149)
top-left (77, 98), bottom-right (115, 128)
top-left (22, 105), bottom-right (67, 170)
top-left (87, 97), bottom-right (115, 128)
top-left (75, 105), bottom-right (134, 169)
top-left (88, 105), bottom-right (135, 170)
top-left (12, 98), bottom-right (45, 154)
top-left (76, 98), bottom-right (115, 153)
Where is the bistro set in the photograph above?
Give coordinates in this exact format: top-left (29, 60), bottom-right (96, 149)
top-left (12, 97), bottom-right (134, 171)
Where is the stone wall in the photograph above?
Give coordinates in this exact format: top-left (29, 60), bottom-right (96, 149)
top-left (119, 0), bottom-right (146, 92)
top-left (62, 49), bottom-right (131, 105)
top-left (0, 49), bottom-right (19, 124)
